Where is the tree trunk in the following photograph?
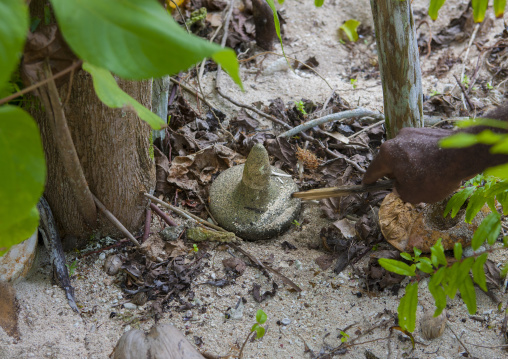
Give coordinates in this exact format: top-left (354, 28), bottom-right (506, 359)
top-left (370, 0), bottom-right (423, 138)
top-left (25, 0), bottom-right (155, 247)
top-left (31, 71), bottom-right (155, 246)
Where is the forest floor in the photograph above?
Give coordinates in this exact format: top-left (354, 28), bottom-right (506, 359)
top-left (2, 0), bottom-right (508, 358)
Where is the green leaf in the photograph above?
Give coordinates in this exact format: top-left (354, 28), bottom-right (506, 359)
top-left (457, 118), bottom-right (508, 129)
top-left (82, 63), bottom-right (166, 130)
top-left (254, 326), bottom-right (265, 339)
top-left (465, 188), bottom-right (486, 223)
top-left (486, 162), bottom-right (508, 178)
top-left (472, 0), bottom-right (489, 22)
top-left (0, 106), bottom-right (46, 256)
top-left (475, 130), bottom-right (504, 145)
top-left (439, 133), bottom-right (478, 148)
top-left (400, 253), bottom-right (413, 261)
top-left (494, 0), bottom-right (506, 17)
top-left (428, 0), bottom-right (446, 20)
top-left (495, 191), bottom-right (508, 215)
top-left (453, 243), bottom-right (463, 261)
top-left (314, 0), bottom-right (325, 6)
top-left (458, 275), bottom-right (477, 314)
top-left (50, 0), bottom-right (242, 87)
top-left (430, 239), bottom-right (447, 267)
top-left (471, 212), bottom-right (501, 249)
top-left (444, 187), bottom-right (475, 218)
top-left (0, 0), bottom-right (28, 91)
top-left (251, 323), bottom-right (259, 332)
top-left (378, 258), bottom-right (416, 276)
top-left (429, 268), bottom-right (447, 316)
top-left (472, 253), bottom-right (488, 291)
top-left (490, 138), bottom-right (508, 154)
top-left (457, 257), bottom-right (475, 283)
top-left (501, 261), bottom-right (508, 278)
top-left (398, 282), bottom-right (418, 332)
top-left (442, 262), bottom-right (459, 299)
top-left (416, 261), bottom-right (434, 274)
top-left (265, 0), bottom-right (289, 67)
top-left (413, 247), bottom-right (422, 258)
top-left (339, 19), bottom-right (361, 42)
top-left (256, 309), bottom-right (267, 324)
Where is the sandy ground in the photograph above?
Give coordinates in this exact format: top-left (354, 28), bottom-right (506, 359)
top-left (2, 0), bottom-right (508, 358)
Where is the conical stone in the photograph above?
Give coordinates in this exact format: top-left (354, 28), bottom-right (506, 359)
top-left (209, 144), bottom-right (301, 240)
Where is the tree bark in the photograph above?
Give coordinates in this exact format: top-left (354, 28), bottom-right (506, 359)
top-left (33, 71), bottom-right (155, 246)
top-left (370, 0), bottom-right (423, 138)
top-left (25, 0), bottom-right (155, 247)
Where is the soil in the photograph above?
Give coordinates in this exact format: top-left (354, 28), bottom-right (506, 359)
top-left (2, 0), bottom-right (508, 358)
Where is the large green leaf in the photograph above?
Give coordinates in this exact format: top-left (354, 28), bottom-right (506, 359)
top-left (428, 0), bottom-right (446, 20)
top-left (0, 106), bottom-right (46, 256)
top-left (50, 0), bottom-right (242, 87)
top-left (0, 0), bottom-right (28, 91)
top-left (398, 282), bottom-right (418, 332)
top-left (486, 162), bottom-right (508, 178)
top-left (472, 0), bottom-right (489, 22)
top-left (83, 63), bottom-right (166, 130)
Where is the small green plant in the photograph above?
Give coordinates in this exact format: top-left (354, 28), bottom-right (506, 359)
top-left (339, 330), bottom-right (349, 343)
top-left (294, 100), bottom-right (307, 115)
top-left (380, 170), bottom-right (508, 333)
top-left (292, 219), bottom-right (301, 227)
top-left (486, 82), bottom-right (494, 90)
top-left (238, 309), bottom-right (267, 358)
top-left (66, 259), bottom-right (78, 277)
top-left (462, 75), bottom-right (470, 89)
top-left (193, 243), bottom-right (199, 252)
top-left (339, 19), bottom-right (361, 42)
top-left (350, 78), bottom-right (357, 89)
top-left (429, 89), bottom-right (440, 97)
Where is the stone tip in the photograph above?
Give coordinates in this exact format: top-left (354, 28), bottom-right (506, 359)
top-left (242, 144), bottom-right (271, 190)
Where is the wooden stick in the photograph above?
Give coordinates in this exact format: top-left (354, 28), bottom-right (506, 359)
top-left (91, 194), bottom-right (140, 247)
top-left (292, 180), bottom-right (394, 200)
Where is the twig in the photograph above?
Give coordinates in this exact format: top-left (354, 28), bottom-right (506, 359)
top-left (0, 60), bottom-right (83, 106)
top-left (91, 193), bottom-right (140, 247)
top-left (348, 119), bottom-right (385, 139)
top-left (322, 88), bottom-right (336, 111)
top-left (150, 202), bottom-right (178, 227)
top-left (79, 239), bottom-right (130, 259)
top-left (416, 20), bottom-right (432, 60)
top-left (464, 342), bottom-right (508, 349)
top-left (238, 331), bottom-right (255, 359)
top-left (460, 23), bottom-right (480, 111)
top-left (293, 180), bottom-right (394, 200)
top-left (447, 323), bottom-right (471, 356)
top-left (278, 108), bottom-right (384, 138)
top-left (144, 193), bottom-right (303, 292)
top-left (324, 148), bottom-right (367, 173)
top-left (453, 74), bottom-right (474, 112)
top-left (40, 60), bottom-right (97, 226)
top-left (145, 193), bottom-right (223, 231)
top-left (62, 61), bottom-right (77, 107)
